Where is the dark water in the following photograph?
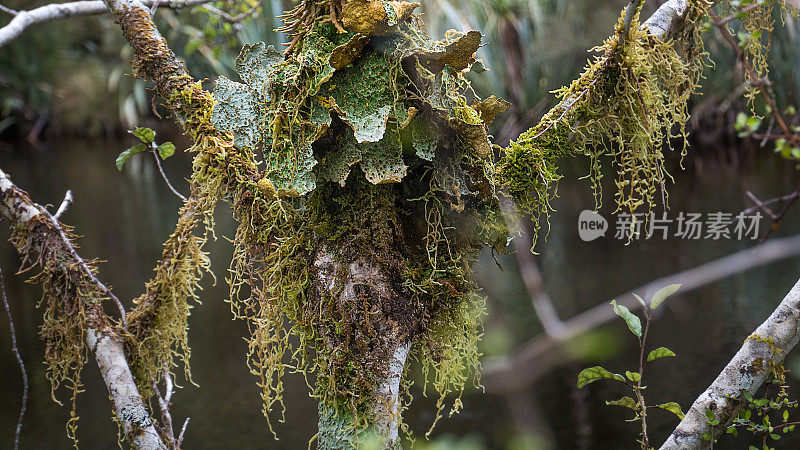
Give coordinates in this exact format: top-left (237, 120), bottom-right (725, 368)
top-left (1, 139), bottom-right (800, 449)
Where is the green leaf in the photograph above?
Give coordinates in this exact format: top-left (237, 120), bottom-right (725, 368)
top-left (647, 347), bottom-right (677, 363)
top-left (783, 410), bottom-right (789, 422)
top-left (606, 396), bottom-right (638, 410)
top-left (650, 284), bottom-right (681, 310)
top-left (657, 402), bottom-right (685, 420)
top-left (625, 370), bottom-right (641, 382)
top-left (577, 366), bottom-right (626, 388)
top-left (706, 409), bottom-right (716, 421)
top-left (157, 142), bottom-right (175, 159)
top-left (611, 300), bottom-right (642, 337)
top-left (633, 293), bottom-right (647, 309)
top-left (130, 127), bottom-right (155, 144)
top-left (116, 143), bottom-right (148, 171)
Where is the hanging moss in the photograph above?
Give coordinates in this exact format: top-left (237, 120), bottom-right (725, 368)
top-left (498, 1), bottom-right (709, 245)
top-left (203, 0), bottom-right (715, 445)
top-left (209, 2), bottom-right (510, 441)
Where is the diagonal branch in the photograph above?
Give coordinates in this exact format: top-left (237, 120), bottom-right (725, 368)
top-left (483, 234), bottom-right (800, 393)
top-left (0, 167), bottom-right (165, 449)
top-left (0, 0), bottom-right (213, 48)
top-left (660, 278), bottom-right (800, 449)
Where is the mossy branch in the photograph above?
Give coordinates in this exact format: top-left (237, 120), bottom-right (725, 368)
top-left (0, 167), bottom-right (165, 449)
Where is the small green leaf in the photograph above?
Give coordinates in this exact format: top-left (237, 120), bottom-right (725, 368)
top-left (783, 410), bottom-right (789, 422)
top-left (647, 347), bottom-right (677, 363)
top-left (130, 127), bottom-right (155, 144)
top-left (116, 143), bottom-right (148, 171)
top-left (650, 284), bottom-right (681, 310)
top-left (157, 142), bottom-right (175, 159)
top-left (577, 366), bottom-right (626, 388)
top-left (625, 370), bottom-right (641, 382)
top-left (706, 409), bottom-right (716, 421)
top-left (633, 293), bottom-right (647, 309)
top-left (606, 396), bottom-right (638, 410)
top-left (611, 300), bottom-right (642, 337)
top-left (657, 402), bottom-right (685, 420)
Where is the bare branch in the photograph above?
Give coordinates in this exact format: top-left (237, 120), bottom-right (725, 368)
top-left (483, 234), bottom-right (800, 393)
top-left (176, 418), bottom-right (190, 448)
top-left (54, 189), bottom-right (73, 220)
top-left (620, 0), bottom-right (647, 48)
top-left (0, 0), bottom-right (214, 48)
top-left (0, 4), bottom-right (17, 15)
top-left (660, 278), bottom-right (800, 449)
top-left (1, 269), bottom-right (28, 450)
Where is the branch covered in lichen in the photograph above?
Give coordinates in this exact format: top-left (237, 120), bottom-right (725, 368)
top-left (660, 278), bottom-right (800, 449)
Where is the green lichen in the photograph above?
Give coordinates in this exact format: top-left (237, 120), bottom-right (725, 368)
top-left (210, 9), bottom-right (509, 442)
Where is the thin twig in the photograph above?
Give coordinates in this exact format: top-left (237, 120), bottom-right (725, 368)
top-left (177, 418), bottom-right (190, 448)
top-left (620, 0), bottom-right (647, 48)
top-left (54, 190), bottom-right (73, 220)
top-left (0, 3), bottom-right (17, 15)
top-left (1, 269), bottom-right (28, 450)
top-left (743, 187), bottom-right (800, 241)
top-left (201, 1), bottom-right (261, 23)
top-left (713, 2), bottom-right (762, 27)
top-left (709, 9), bottom-right (798, 145)
top-left (151, 150), bottom-right (188, 202)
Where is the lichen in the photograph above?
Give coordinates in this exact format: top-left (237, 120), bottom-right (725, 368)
top-left (211, 5), bottom-right (510, 442)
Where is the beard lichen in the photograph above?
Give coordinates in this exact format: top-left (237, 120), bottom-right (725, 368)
top-left (498, 1), bottom-right (709, 244)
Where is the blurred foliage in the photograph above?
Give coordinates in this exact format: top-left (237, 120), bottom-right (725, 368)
top-left (0, 0), bottom-right (287, 138)
top-left (2, 0), bottom-right (798, 143)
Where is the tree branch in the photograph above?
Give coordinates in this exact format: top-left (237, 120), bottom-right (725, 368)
top-left (0, 0), bottom-right (212, 48)
top-left (1, 269), bottom-right (27, 450)
top-left (0, 167), bottom-right (165, 449)
top-left (87, 312), bottom-right (166, 450)
top-left (660, 278), bottom-right (800, 449)
top-left (483, 234), bottom-right (800, 393)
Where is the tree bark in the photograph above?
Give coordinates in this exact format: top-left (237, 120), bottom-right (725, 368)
top-left (660, 278), bottom-right (800, 449)
top-left (312, 248), bottom-right (411, 449)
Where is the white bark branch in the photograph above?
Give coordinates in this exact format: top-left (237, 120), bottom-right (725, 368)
top-left (373, 343), bottom-right (411, 444)
top-left (0, 167), bottom-right (165, 449)
top-left (483, 234), bottom-right (800, 393)
top-left (0, 0), bottom-right (212, 48)
top-left (660, 279), bottom-right (800, 449)
top-left (642, 0), bottom-right (689, 39)
top-left (88, 325), bottom-right (166, 450)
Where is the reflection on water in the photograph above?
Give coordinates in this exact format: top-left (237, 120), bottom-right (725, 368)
top-left (1, 139), bottom-right (800, 449)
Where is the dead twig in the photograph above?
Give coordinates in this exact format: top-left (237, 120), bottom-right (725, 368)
top-left (1, 269), bottom-right (27, 450)
top-left (53, 190), bottom-right (73, 220)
